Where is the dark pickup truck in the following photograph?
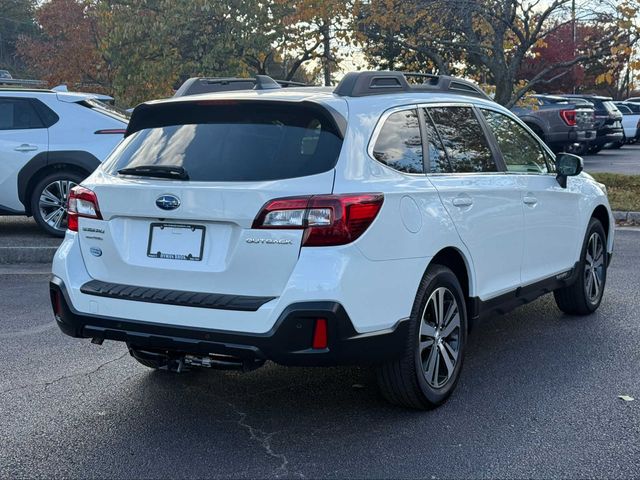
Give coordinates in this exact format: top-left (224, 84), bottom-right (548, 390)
top-left (562, 94), bottom-right (624, 153)
top-left (511, 94), bottom-right (596, 155)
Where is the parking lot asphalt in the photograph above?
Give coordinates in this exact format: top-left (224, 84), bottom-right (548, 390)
top-left (0, 229), bottom-right (639, 479)
top-left (583, 143), bottom-right (640, 175)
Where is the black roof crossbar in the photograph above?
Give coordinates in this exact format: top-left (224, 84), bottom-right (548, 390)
top-left (334, 71), bottom-right (491, 100)
top-left (174, 76), bottom-right (309, 97)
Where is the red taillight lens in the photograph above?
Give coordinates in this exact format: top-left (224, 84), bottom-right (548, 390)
top-left (67, 186), bottom-right (102, 231)
top-left (560, 109), bottom-right (577, 126)
top-left (252, 193), bottom-right (384, 246)
top-left (312, 318), bottom-right (328, 349)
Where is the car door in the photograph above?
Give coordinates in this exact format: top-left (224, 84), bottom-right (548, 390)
top-left (424, 105), bottom-right (525, 301)
top-left (0, 97), bottom-right (49, 212)
top-left (479, 108), bottom-right (582, 285)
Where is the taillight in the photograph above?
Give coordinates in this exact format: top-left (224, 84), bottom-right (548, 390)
top-left (252, 193), bottom-right (384, 246)
top-left (67, 186), bottom-right (102, 231)
top-left (560, 109), bottom-right (577, 126)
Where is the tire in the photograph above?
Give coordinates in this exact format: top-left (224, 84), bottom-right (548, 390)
top-left (376, 264), bottom-right (467, 410)
top-left (554, 218), bottom-right (608, 315)
top-left (30, 170), bottom-right (86, 237)
top-left (588, 144), bottom-right (604, 154)
top-left (610, 136), bottom-right (625, 149)
top-left (566, 143), bottom-right (589, 156)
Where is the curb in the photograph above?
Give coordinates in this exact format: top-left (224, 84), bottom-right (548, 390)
top-left (0, 246), bottom-right (59, 265)
top-left (613, 210), bottom-right (640, 225)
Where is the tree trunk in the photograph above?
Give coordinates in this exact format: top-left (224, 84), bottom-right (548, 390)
top-left (321, 23), bottom-right (332, 86)
top-left (493, 74), bottom-right (514, 107)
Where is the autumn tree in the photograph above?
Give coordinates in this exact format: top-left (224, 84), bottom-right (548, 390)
top-left (0, 0), bottom-right (36, 76)
top-left (518, 1), bottom-right (640, 99)
top-left (360, 0), bottom-right (639, 106)
top-left (16, 0), bottom-right (111, 90)
top-left (276, 0), bottom-right (360, 85)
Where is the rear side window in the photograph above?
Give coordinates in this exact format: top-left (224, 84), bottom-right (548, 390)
top-left (427, 106), bottom-right (497, 173)
top-left (104, 103), bottom-right (343, 181)
top-left (372, 109), bottom-right (424, 174)
top-left (0, 98), bottom-right (45, 130)
top-left (481, 109), bottom-right (548, 174)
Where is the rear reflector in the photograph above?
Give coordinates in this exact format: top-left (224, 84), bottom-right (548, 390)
top-left (94, 129), bottom-right (126, 135)
top-left (50, 289), bottom-right (62, 317)
top-left (312, 318), bottom-right (328, 349)
top-left (253, 193), bottom-right (384, 246)
top-left (67, 186), bottom-right (102, 231)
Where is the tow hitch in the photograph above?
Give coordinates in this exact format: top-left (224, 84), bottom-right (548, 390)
top-left (127, 346), bottom-right (265, 373)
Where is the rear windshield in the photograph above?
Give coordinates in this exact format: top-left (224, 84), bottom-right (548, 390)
top-left (103, 103), bottom-right (343, 181)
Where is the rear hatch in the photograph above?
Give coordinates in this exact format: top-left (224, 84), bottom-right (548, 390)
top-left (76, 99), bottom-right (344, 298)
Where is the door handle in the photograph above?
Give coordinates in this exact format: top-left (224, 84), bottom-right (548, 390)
top-left (14, 144), bottom-right (38, 152)
top-left (523, 195), bottom-right (538, 206)
top-left (452, 196), bottom-right (473, 208)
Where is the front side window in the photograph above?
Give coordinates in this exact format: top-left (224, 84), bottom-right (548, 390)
top-left (481, 109), bottom-right (548, 174)
top-left (427, 106), bottom-right (497, 173)
top-left (0, 98), bottom-right (45, 130)
top-left (372, 109), bottom-right (424, 174)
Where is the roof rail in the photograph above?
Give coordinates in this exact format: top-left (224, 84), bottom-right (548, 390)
top-left (0, 78), bottom-right (47, 88)
top-left (174, 76), bottom-right (309, 97)
top-left (334, 71), bottom-right (491, 100)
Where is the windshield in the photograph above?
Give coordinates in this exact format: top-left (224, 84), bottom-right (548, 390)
top-left (102, 103), bottom-right (343, 182)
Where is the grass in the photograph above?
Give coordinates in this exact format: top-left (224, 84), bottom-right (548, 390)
top-left (590, 173), bottom-right (640, 212)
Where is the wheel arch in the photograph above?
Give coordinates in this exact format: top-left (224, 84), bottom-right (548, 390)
top-left (591, 204), bottom-right (613, 256)
top-left (428, 246), bottom-right (477, 327)
top-left (17, 151), bottom-right (100, 214)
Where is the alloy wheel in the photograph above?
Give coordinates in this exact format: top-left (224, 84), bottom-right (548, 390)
top-left (38, 180), bottom-right (77, 232)
top-left (419, 287), bottom-right (461, 388)
top-left (584, 232), bottom-right (605, 303)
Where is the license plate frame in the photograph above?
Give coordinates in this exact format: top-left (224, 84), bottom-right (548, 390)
top-left (147, 223), bottom-right (205, 261)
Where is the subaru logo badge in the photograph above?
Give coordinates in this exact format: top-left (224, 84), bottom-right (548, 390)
top-left (90, 247), bottom-right (102, 257)
top-left (156, 194), bottom-right (180, 211)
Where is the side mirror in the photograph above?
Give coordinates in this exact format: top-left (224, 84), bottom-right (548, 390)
top-left (555, 153), bottom-right (583, 188)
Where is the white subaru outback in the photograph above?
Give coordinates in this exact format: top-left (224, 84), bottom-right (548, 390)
top-left (50, 72), bottom-right (614, 409)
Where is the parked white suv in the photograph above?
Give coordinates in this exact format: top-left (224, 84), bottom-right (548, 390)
top-left (50, 72), bottom-right (614, 409)
top-left (0, 88), bottom-right (127, 236)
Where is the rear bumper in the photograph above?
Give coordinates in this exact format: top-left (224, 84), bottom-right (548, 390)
top-left (50, 276), bottom-right (409, 367)
top-left (545, 129), bottom-right (596, 146)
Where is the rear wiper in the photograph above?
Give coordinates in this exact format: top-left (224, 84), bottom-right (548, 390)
top-left (117, 165), bottom-right (189, 180)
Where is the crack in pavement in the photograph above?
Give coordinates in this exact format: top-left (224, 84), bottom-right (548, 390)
top-left (0, 352), bottom-right (129, 397)
top-left (229, 402), bottom-right (305, 479)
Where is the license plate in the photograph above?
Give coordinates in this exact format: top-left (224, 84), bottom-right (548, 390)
top-left (147, 223), bottom-right (205, 261)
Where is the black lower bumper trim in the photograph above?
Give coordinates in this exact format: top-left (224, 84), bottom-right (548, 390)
top-left (51, 276), bottom-right (408, 367)
top-left (80, 279), bottom-right (274, 312)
